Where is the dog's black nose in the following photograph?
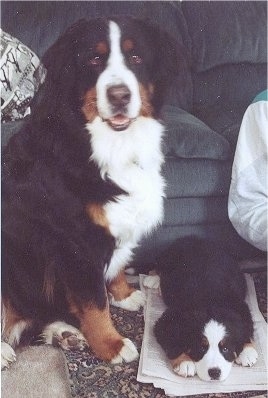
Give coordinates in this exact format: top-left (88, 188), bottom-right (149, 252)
top-left (208, 367), bottom-right (221, 380)
top-left (107, 84), bottom-right (131, 107)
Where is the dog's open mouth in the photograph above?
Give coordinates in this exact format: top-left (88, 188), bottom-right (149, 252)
top-left (106, 114), bottom-right (132, 131)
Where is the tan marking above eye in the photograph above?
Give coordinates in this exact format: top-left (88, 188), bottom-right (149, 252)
top-left (122, 39), bottom-right (134, 52)
top-left (201, 336), bottom-right (209, 347)
top-left (219, 339), bottom-right (228, 348)
top-left (96, 41), bottom-right (108, 55)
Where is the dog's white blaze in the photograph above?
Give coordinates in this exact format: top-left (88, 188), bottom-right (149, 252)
top-left (96, 21), bottom-right (141, 119)
top-left (195, 320), bottom-right (233, 381)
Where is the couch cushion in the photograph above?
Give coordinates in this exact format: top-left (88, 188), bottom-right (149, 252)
top-left (192, 63), bottom-right (267, 114)
top-left (163, 158), bottom-right (231, 198)
top-left (161, 105), bottom-right (231, 160)
top-left (182, 1), bottom-right (267, 72)
top-left (163, 196), bottom-right (228, 227)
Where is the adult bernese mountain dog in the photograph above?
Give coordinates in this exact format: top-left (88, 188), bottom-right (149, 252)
top-left (1, 17), bottom-right (182, 369)
top-left (144, 237), bottom-right (258, 381)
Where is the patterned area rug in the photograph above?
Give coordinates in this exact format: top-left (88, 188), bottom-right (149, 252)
top-left (64, 272), bottom-right (267, 398)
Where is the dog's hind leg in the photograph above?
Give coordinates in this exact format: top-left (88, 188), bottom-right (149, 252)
top-left (1, 300), bottom-right (32, 370)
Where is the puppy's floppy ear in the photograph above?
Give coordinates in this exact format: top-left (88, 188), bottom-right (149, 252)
top-left (31, 19), bottom-right (89, 124)
top-left (154, 309), bottom-right (186, 360)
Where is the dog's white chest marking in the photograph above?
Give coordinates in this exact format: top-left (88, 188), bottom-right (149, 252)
top-left (88, 117), bottom-right (165, 281)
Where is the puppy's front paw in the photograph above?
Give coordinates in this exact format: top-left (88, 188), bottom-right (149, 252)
top-left (110, 338), bottom-right (139, 364)
top-left (143, 275), bottom-right (160, 289)
top-left (235, 345), bottom-right (258, 367)
top-left (1, 342), bottom-right (16, 370)
top-left (173, 360), bottom-right (196, 378)
top-left (42, 321), bottom-right (87, 351)
top-left (109, 289), bottom-right (146, 311)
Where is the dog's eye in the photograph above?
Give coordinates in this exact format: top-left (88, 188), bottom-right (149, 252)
top-left (129, 55), bottom-right (142, 65)
top-left (222, 347), bottom-right (229, 353)
top-left (88, 56), bottom-right (104, 66)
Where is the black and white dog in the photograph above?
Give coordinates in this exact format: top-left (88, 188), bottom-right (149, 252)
top-left (1, 17), bottom-right (185, 369)
top-left (144, 237), bottom-right (258, 381)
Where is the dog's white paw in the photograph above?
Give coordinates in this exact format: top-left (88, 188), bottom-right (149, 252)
top-left (109, 289), bottom-right (146, 311)
top-left (42, 321), bottom-right (87, 351)
top-left (173, 360), bottom-right (196, 378)
top-left (235, 345), bottom-right (258, 367)
top-left (143, 275), bottom-right (160, 289)
top-left (110, 338), bottom-right (139, 364)
top-left (1, 342), bottom-right (16, 370)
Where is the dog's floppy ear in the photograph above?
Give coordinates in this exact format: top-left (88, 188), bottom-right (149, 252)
top-left (42, 19), bottom-right (89, 82)
top-left (146, 21), bottom-right (191, 113)
top-left (31, 19), bottom-right (89, 124)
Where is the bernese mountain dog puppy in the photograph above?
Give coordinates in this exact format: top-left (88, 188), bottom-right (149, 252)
top-left (144, 237), bottom-right (258, 381)
top-left (1, 17), bottom-right (182, 369)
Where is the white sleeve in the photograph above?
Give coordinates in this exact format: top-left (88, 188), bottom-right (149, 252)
top-left (228, 100), bottom-right (268, 251)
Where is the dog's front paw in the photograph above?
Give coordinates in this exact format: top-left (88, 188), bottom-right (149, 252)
top-left (109, 289), bottom-right (146, 311)
top-left (1, 342), bottom-right (16, 370)
top-left (143, 275), bottom-right (160, 289)
top-left (110, 338), bottom-right (139, 364)
top-left (235, 345), bottom-right (258, 367)
top-left (173, 360), bottom-right (196, 378)
top-left (42, 321), bottom-right (88, 351)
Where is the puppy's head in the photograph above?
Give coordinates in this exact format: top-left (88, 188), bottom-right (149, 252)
top-left (155, 307), bottom-right (253, 382)
top-left (33, 17), bottom-right (184, 130)
top-left (185, 308), bottom-right (253, 381)
top-left (191, 319), bottom-right (236, 381)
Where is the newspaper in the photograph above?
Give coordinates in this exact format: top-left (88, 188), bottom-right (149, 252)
top-left (138, 274), bottom-right (268, 396)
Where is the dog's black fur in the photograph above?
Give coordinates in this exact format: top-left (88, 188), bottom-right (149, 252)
top-left (1, 17), bottom-right (187, 347)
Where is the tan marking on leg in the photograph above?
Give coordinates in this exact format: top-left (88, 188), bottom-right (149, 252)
top-left (107, 270), bottom-right (135, 301)
top-left (86, 202), bottom-right (110, 233)
top-left (81, 88), bottom-right (98, 123)
top-left (2, 299), bottom-right (32, 345)
top-left (68, 297), bottom-right (125, 361)
top-left (170, 353), bottom-right (192, 369)
top-left (2, 299), bottom-right (22, 336)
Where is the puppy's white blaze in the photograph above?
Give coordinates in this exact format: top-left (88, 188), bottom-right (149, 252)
top-left (96, 21), bottom-right (141, 119)
top-left (195, 320), bottom-right (232, 381)
top-left (204, 320), bottom-right (226, 347)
